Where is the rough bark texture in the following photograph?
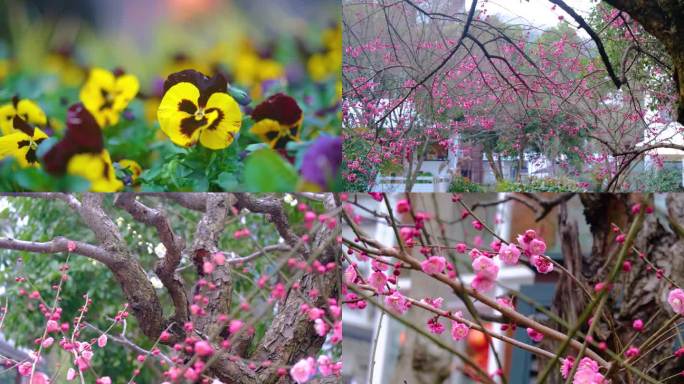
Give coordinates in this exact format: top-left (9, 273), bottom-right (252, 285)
top-left (0, 193), bottom-right (340, 384)
top-left (554, 194), bottom-right (684, 381)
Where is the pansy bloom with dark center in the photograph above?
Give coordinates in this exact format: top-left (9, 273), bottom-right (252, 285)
top-left (0, 96), bottom-right (47, 136)
top-left (0, 113), bottom-right (48, 167)
top-left (250, 93), bottom-right (303, 149)
top-left (43, 103), bottom-right (123, 192)
top-left (80, 67), bottom-right (139, 127)
top-left (157, 69), bottom-right (242, 149)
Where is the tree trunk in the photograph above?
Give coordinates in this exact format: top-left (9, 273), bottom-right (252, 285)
top-left (554, 194), bottom-right (684, 381)
top-left (485, 150), bottom-right (504, 182)
top-left (603, 0), bottom-right (684, 124)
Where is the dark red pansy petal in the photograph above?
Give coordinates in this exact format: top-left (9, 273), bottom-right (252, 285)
top-left (64, 103), bottom-right (104, 152)
top-left (13, 116), bottom-right (35, 136)
top-left (163, 69), bottom-right (227, 106)
top-left (43, 140), bottom-right (78, 174)
top-left (251, 93), bottom-right (302, 125)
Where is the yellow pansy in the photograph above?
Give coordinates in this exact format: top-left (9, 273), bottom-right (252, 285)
top-left (157, 69), bottom-right (242, 150)
top-left (118, 159), bottom-right (142, 182)
top-left (233, 42), bottom-right (285, 99)
top-left (80, 67), bottom-right (139, 127)
top-left (0, 97), bottom-right (47, 136)
top-left (250, 93), bottom-right (303, 149)
top-left (0, 115), bottom-right (48, 167)
top-left (67, 150), bottom-right (123, 192)
top-left (45, 51), bottom-right (85, 87)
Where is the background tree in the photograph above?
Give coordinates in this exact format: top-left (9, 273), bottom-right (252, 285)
top-left (0, 193), bottom-right (341, 383)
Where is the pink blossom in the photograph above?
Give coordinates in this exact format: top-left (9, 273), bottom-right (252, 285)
top-left (385, 291), bottom-right (409, 314)
top-left (451, 318), bottom-right (470, 341)
top-left (472, 256), bottom-right (499, 279)
top-left (46, 320), bottom-right (60, 333)
top-left (203, 261), bottom-right (215, 274)
top-left (396, 199), bottom-right (410, 213)
top-left (530, 254), bottom-right (554, 274)
top-left (560, 356), bottom-right (575, 379)
top-left (368, 271), bottom-right (387, 292)
top-left (528, 238), bottom-right (547, 255)
top-left (67, 241), bottom-right (77, 252)
top-left (573, 357), bottom-right (606, 384)
top-left (95, 377), bottom-right (111, 384)
top-left (31, 372), bottom-right (50, 384)
top-left (66, 368), bottom-right (76, 381)
top-left (41, 337), bottom-right (54, 348)
top-left (290, 357), bottom-right (315, 383)
top-left (455, 243), bottom-right (467, 253)
top-left (632, 318), bottom-right (644, 331)
top-left (17, 362), bottom-right (32, 376)
top-left (318, 355), bottom-right (334, 376)
top-left (496, 296), bottom-right (515, 311)
top-left (471, 220), bottom-right (483, 231)
top-left (471, 274), bottom-right (495, 292)
top-left (498, 243), bottom-right (521, 265)
top-left (229, 320), bottom-right (243, 334)
top-left (668, 288), bottom-right (684, 315)
top-left (526, 328), bottom-right (544, 342)
top-left (625, 346), bottom-right (639, 358)
top-left (468, 248), bottom-right (483, 260)
top-left (427, 317), bottom-right (445, 334)
top-left (212, 252), bottom-right (226, 265)
top-left (344, 264), bottom-right (357, 284)
top-left (97, 334), bottom-right (108, 348)
top-left (314, 319), bottom-right (329, 336)
top-left (420, 256), bottom-right (446, 275)
top-left (194, 340), bottom-right (214, 357)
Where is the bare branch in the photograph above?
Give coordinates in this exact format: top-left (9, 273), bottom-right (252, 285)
top-left (114, 193), bottom-right (189, 325)
top-left (0, 237), bottom-right (113, 264)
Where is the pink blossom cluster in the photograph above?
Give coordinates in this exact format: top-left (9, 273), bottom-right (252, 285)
top-left (560, 356), bottom-right (606, 384)
top-left (289, 355), bottom-right (342, 383)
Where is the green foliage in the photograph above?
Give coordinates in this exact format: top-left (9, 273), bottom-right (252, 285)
top-left (496, 177), bottom-right (586, 192)
top-left (340, 132), bottom-right (375, 192)
top-left (244, 149), bottom-right (299, 191)
top-left (0, 195), bottom-right (313, 381)
top-left (630, 169), bottom-right (684, 192)
top-left (447, 176), bottom-right (485, 192)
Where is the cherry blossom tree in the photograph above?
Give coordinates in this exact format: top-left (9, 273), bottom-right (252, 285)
top-left (0, 193), bottom-right (341, 383)
top-left (342, 192), bottom-right (684, 382)
top-left (342, 0), bottom-right (684, 191)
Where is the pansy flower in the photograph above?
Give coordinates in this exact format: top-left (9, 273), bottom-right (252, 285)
top-left (0, 114), bottom-right (48, 167)
top-left (80, 67), bottom-right (139, 127)
top-left (250, 93), bottom-right (303, 149)
top-left (117, 159), bottom-right (143, 184)
top-left (0, 96), bottom-right (47, 136)
top-left (157, 69), bottom-right (242, 149)
top-left (43, 103), bottom-right (123, 192)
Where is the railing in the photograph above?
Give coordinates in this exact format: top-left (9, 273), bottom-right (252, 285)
top-left (372, 175), bottom-right (451, 192)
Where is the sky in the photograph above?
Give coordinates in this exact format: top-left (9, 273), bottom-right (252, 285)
top-left (466, 0), bottom-right (597, 28)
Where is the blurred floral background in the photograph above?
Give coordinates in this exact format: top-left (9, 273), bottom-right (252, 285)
top-left (0, 0), bottom-right (341, 191)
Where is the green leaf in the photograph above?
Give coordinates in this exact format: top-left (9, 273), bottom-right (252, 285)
top-left (216, 172), bottom-right (239, 190)
top-left (244, 149), bottom-right (298, 192)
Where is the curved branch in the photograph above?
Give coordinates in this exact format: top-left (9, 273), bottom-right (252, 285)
top-left (114, 193), bottom-right (189, 325)
top-left (0, 237), bottom-right (113, 264)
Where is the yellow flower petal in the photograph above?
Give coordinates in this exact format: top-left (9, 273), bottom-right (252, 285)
top-left (66, 150), bottom-right (123, 192)
top-left (80, 68), bottom-right (138, 127)
top-left (0, 104), bottom-right (16, 136)
top-left (118, 159), bottom-right (142, 181)
top-left (0, 128), bottom-right (48, 167)
top-left (113, 74), bottom-right (139, 111)
top-left (158, 82), bottom-right (202, 147)
top-left (198, 92), bottom-right (242, 150)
